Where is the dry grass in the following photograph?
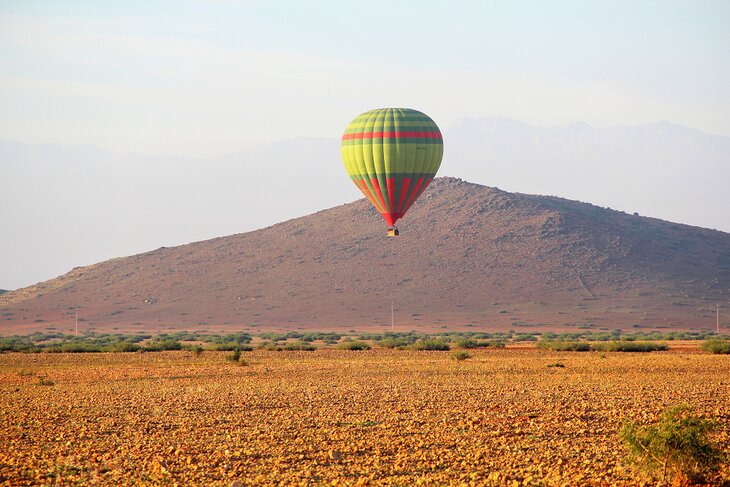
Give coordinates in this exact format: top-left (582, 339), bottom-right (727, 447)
top-left (1, 349), bottom-right (728, 486)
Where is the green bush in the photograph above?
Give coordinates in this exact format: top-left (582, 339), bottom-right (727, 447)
top-left (282, 341), bottom-right (316, 351)
top-left (546, 362), bottom-right (565, 368)
top-left (513, 333), bottom-right (538, 342)
top-left (227, 348), bottom-right (241, 362)
top-left (621, 404), bottom-right (725, 484)
top-left (210, 343), bottom-right (253, 351)
top-left (108, 341), bottom-right (142, 352)
top-left (451, 338), bottom-right (479, 349)
top-left (407, 339), bottom-right (450, 351)
top-left (536, 340), bottom-right (590, 351)
top-left (592, 341), bottom-right (668, 352)
top-left (143, 340), bottom-right (182, 352)
top-left (451, 350), bottom-right (471, 361)
top-left (336, 341), bottom-right (371, 351)
top-left (44, 342), bottom-right (103, 353)
top-left (701, 338), bottom-right (730, 354)
top-left (375, 337), bottom-right (416, 349)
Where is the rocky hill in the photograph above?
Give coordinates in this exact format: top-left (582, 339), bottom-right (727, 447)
top-left (2, 178), bottom-right (728, 334)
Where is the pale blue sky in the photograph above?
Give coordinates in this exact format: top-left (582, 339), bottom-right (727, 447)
top-left (1, 0), bottom-right (728, 156)
top-left (2, 1), bottom-right (730, 289)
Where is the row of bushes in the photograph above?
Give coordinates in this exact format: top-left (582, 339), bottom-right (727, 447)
top-left (3, 330), bottom-right (728, 354)
top-left (537, 340), bottom-right (669, 352)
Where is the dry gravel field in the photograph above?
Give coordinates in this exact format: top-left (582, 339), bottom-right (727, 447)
top-left (1, 348), bottom-right (728, 486)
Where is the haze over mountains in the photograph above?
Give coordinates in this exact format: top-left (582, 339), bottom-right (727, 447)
top-left (1, 177), bottom-right (729, 335)
top-left (2, 118), bottom-right (729, 293)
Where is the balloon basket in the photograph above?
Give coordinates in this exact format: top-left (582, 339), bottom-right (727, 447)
top-left (387, 227), bottom-right (400, 237)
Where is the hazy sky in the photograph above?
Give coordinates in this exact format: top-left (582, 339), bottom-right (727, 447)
top-left (1, 0), bottom-right (728, 157)
top-left (2, 1), bottom-right (730, 290)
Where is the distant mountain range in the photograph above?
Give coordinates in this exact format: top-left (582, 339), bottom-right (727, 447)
top-left (2, 118), bottom-right (729, 291)
top-left (2, 177), bottom-right (728, 335)
top-left (443, 118), bottom-right (730, 232)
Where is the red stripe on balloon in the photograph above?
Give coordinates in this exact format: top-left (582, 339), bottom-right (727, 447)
top-left (403, 178), bottom-right (425, 212)
top-left (381, 212), bottom-right (396, 226)
top-left (412, 178), bottom-right (433, 206)
top-left (370, 178), bottom-right (388, 213)
top-left (397, 178), bottom-right (411, 213)
top-left (356, 179), bottom-right (380, 211)
top-left (386, 177), bottom-right (395, 214)
top-left (342, 131), bottom-right (442, 140)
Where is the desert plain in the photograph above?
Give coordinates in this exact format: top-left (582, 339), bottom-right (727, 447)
top-left (1, 345), bottom-right (728, 486)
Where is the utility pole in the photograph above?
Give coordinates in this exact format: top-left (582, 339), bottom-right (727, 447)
top-left (391, 301), bottom-right (394, 331)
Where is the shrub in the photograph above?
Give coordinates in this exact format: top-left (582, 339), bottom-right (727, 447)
top-left (536, 340), bottom-right (590, 352)
top-left (226, 347), bottom-right (250, 365)
top-left (451, 350), bottom-right (471, 361)
top-left (546, 362), bottom-right (565, 368)
top-left (336, 341), bottom-right (371, 351)
top-left (282, 341), bottom-right (316, 351)
top-left (408, 339), bottom-right (450, 351)
top-left (143, 340), bottom-right (182, 352)
top-left (451, 338), bottom-right (479, 349)
top-left (592, 341), bottom-right (668, 352)
top-left (44, 342), bottom-right (103, 353)
top-left (37, 376), bottom-right (54, 386)
top-left (190, 345), bottom-right (204, 356)
top-left (701, 338), bottom-right (730, 354)
top-left (621, 404), bottom-right (725, 484)
top-left (376, 337), bottom-right (417, 349)
top-left (211, 343), bottom-right (253, 351)
top-left (108, 341), bottom-right (142, 352)
top-left (227, 348), bottom-right (241, 362)
top-left (513, 333), bottom-right (538, 342)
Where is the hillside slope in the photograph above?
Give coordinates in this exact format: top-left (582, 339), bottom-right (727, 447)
top-left (2, 178), bottom-right (728, 334)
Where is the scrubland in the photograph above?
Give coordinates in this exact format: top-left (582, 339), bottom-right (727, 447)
top-left (1, 348), bottom-right (728, 486)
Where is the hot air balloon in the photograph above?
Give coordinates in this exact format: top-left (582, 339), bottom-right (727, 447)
top-left (341, 108), bottom-right (443, 236)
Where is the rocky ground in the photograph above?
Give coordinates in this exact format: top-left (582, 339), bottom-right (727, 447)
top-left (1, 347), bottom-right (728, 486)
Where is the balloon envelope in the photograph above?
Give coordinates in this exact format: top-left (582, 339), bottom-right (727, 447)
top-left (341, 108), bottom-right (443, 226)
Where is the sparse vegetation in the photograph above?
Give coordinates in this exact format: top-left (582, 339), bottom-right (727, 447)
top-left (227, 348), bottom-right (241, 362)
top-left (513, 333), bottom-right (538, 342)
top-left (546, 362), bottom-right (565, 368)
top-left (375, 337), bottom-right (415, 349)
top-left (143, 339), bottom-right (183, 352)
top-left (450, 337), bottom-right (479, 349)
top-left (621, 404), bottom-right (725, 484)
top-left (407, 339), bottom-right (450, 351)
top-left (1, 344), bottom-right (728, 485)
top-left (282, 341), bottom-right (317, 351)
top-left (336, 341), bottom-right (371, 351)
top-left (592, 341), bottom-right (668, 352)
top-left (536, 340), bottom-right (590, 352)
top-left (0, 329), bottom-right (721, 354)
top-left (451, 350), bottom-right (471, 361)
top-left (701, 338), bottom-right (730, 354)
